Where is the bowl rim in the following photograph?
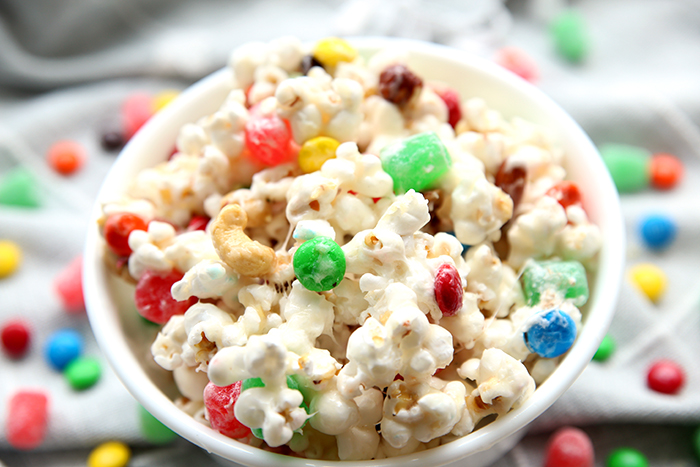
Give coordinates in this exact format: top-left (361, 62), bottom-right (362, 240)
top-left (84, 36), bottom-right (625, 467)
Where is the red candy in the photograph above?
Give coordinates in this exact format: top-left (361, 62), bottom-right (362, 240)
top-left (103, 212), bottom-right (148, 257)
top-left (1, 319), bottom-right (31, 358)
top-left (134, 270), bottom-right (197, 324)
top-left (495, 47), bottom-right (539, 83)
top-left (187, 215), bottom-right (210, 232)
top-left (434, 87), bottom-right (462, 128)
top-left (7, 391), bottom-right (49, 450)
top-left (650, 153), bottom-right (683, 190)
top-left (434, 263), bottom-right (463, 317)
top-left (123, 93), bottom-right (154, 140)
top-left (244, 112), bottom-right (295, 166)
top-left (544, 426), bottom-right (594, 467)
top-left (203, 381), bottom-right (251, 439)
top-left (547, 181), bottom-right (583, 209)
top-left (647, 360), bottom-right (685, 394)
top-left (54, 255), bottom-right (85, 313)
top-left (46, 140), bottom-right (86, 176)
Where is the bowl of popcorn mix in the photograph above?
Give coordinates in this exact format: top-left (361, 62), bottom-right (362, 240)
top-left (84, 36), bottom-right (624, 467)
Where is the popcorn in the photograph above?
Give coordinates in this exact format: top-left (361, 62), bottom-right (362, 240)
top-left (507, 195), bottom-right (568, 269)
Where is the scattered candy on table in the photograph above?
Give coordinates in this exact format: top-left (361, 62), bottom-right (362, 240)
top-left (638, 214), bottom-right (677, 251)
top-left (46, 140), bottom-right (86, 176)
top-left (0, 239), bottom-right (22, 278)
top-left (0, 166), bottom-right (41, 208)
top-left (312, 37), bottom-right (357, 67)
top-left (100, 131), bottom-right (125, 152)
top-left (64, 356), bottom-right (102, 390)
top-left (139, 405), bottom-right (178, 444)
top-left (592, 334), bottom-right (615, 362)
top-left (494, 47), bottom-right (539, 82)
top-left (522, 260), bottom-right (589, 307)
top-left (600, 144), bottom-right (651, 194)
top-left (44, 328), bottom-right (84, 371)
top-left (153, 89), bottom-right (180, 112)
top-left (1, 319), bottom-right (31, 358)
top-left (544, 426), bottom-right (594, 467)
top-left (434, 263), bottom-right (463, 317)
top-left (87, 441), bottom-right (131, 467)
top-left (550, 10), bottom-right (589, 63)
top-left (103, 212), bottom-right (148, 257)
top-left (6, 390), bottom-right (49, 450)
top-left (54, 255), bottom-right (85, 313)
top-left (293, 236), bottom-right (346, 292)
top-left (122, 92), bottom-right (155, 140)
top-left (647, 360), bottom-right (685, 395)
top-left (606, 447), bottom-right (648, 467)
top-left (649, 152), bottom-right (683, 190)
top-left (628, 263), bottom-right (666, 303)
top-left (523, 309), bottom-right (577, 358)
top-left (203, 381), bottom-right (251, 439)
top-left (134, 270), bottom-right (197, 324)
top-left (298, 136), bottom-right (340, 173)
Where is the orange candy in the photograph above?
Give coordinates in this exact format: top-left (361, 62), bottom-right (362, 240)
top-left (650, 153), bottom-right (683, 190)
top-left (46, 140), bottom-right (86, 175)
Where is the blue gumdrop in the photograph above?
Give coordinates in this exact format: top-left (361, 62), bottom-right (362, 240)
top-left (45, 329), bottom-right (83, 370)
top-left (523, 309), bottom-right (577, 358)
top-left (639, 214), bottom-right (677, 250)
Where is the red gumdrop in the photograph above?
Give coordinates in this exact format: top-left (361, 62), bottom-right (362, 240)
top-left (54, 255), bottom-right (85, 313)
top-left (647, 360), bottom-right (685, 395)
top-left (547, 181), bottom-right (583, 210)
top-left (434, 87), bottom-right (462, 128)
top-left (434, 263), bottom-right (463, 317)
top-left (495, 160), bottom-right (527, 212)
top-left (134, 270), bottom-right (197, 324)
top-left (187, 215), bottom-right (210, 232)
top-left (1, 320), bottom-right (31, 358)
top-left (104, 212), bottom-right (148, 257)
top-left (123, 93), bottom-right (155, 140)
top-left (544, 426), bottom-right (594, 467)
top-left (244, 113), bottom-right (295, 166)
top-left (7, 391), bottom-right (49, 450)
top-left (203, 381), bottom-right (251, 439)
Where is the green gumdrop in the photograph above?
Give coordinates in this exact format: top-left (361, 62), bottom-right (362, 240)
top-left (522, 260), bottom-right (589, 307)
top-left (241, 376), bottom-right (310, 440)
top-left (0, 167), bottom-right (41, 208)
top-left (380, 131), bottom-right (452, 194)
top-left (293, 236), bottom-right (345, 292)
top-left (592, 334), bottom-right (615, 362)
top-left (606, 447), bottom-right (648, 467)
top-left (138, 405), bottom-right (178, 444)
top-left (64, 356), bottom-right (102, 390)
top-left (550, 10), bottom-right (589, 63)
top-left (600, 144), bottom-right (651, 193)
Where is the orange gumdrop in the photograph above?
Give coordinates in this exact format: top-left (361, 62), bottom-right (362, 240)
top-left (650, 153), bottom-right (683, 190)
top-left (46, 140), bottom-right (86, 175)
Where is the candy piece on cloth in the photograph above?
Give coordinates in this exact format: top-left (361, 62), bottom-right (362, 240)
top-left (100, 131), bottom-right (125, 152)
top-left (293, 236), bottom-right (346, 292)
top-left (7, 391), bottom-right (49, 450)
top-left (1, 319), bottom-right (31, 358)
top-left (599, 144), bottom-right (651, 193)
top-left (606, 447), bottom-right (648, 467)
top-left (44, 329), bottom-right (83, 370)
top-left (495, 159), bottom-right (527, 212)
top-left (494, 47), bottom-right (539, 82)
top-left (592, 334), bottom-right (615, 362)
top-left (298, 136), bottom-right (340, 173)
top-left (380, 131), bottom-right (452, 194)
top-left (546, 181), bottom-right (583, 209)
top-left (0, 239), bottom-right (22, 278)
top-left (638, 214), bottom-right (677, 251)
top-left (628, 263), bottom-right (666, 303)
top-left (550, 10), bottom-right (589, 63)
top-left (523, 309), bottom-right (577, 358)
top-left (434, 263), bottom-right (463, 317)
top-left (433, 86), bottom-right (462, 128)
top-left (64, 356), bottom-right (102, 390)
top-left (245, 113), bottom-right (295, 166)
top-left (87, 441), bottom-right (131, 467)
top-left (153, 89), bottom-right (180, 112)
top-left (123, 93), bottom-right (154, 140)
top-left (134, 270), bottom-right (197, 324)
top-left (0, 167), bottom-right (41, 208)
top-left (379, 64), bottom-right (423, 108)
top-left (522, 260), bottom-right (589, 307)
top-left (543, 426), bottom-right (594, 467)
top-left (54, 255), bottom-right (85, 313)
top-left (312, 37), bottom-right (357, 67)
top-left (647, 360), bottom-right (685, 395)
top-left (103, 212), bottom-right (148, 257)
top-left (649, 152), bottom-right (683, 190)
top-left (203, 381), bottom-right (251, 439)
top-left (139, 405), bottom-right (177, 444)
top-left (46, 140), bottom-right (86, 176)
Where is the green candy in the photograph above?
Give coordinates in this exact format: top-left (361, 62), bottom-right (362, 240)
top-left (606, 447), bottom-right (648, 467)
top-left (693, 425), bottom-right (700, 461)
top-left (600, 144), bottom-right (651, 193)
top-left (593, 334), bottom-right (615, 362)
top-left (0, 167), bottom-right (41, 208)
top-left (139, 405), bottom-right (178, 444)
top-left (522, 260), bottom-right (589, 307)
top-left (64, 356), bottom-right (102, 390)
top-left (380, 131), bottom-right (452, 194)
top-left (550, 10), bottom-right (589, 63)
top-left (293, 236), bottom-right (345, 292)
top-left (241, 376), bottom-right (310, 440)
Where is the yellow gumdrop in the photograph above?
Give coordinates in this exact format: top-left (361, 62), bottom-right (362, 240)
top-left (629, 263), bottom-right (666, 303)
top-left (152, 89), bottom-right (180, 112)
top-left (298, 136), bottom-right (341, 173)
top-left (87, 441), bottom-right (131, 467)
top-left (0, 240), bottom-right (21, 278)
top-left (313, 37), bottom-right (358, 67)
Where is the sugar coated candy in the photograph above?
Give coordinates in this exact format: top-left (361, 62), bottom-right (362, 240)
top-left (87, 441), bottom-right (131, 467)
top-left (524, 309), bottom-right (577, 358)
top-left (0, 239), bottom-right (22, 278)
top-left (593, 334), bottom-right (615, 362)
top-left (628, 263), bottom-right (666, 303)
top-left (638, 214), bottom-right (676, 250)
top-left (46, 140), bottom-right (86, 176)
top-left (649, 152), bottom-right (683, 190)
top-left (298, 136), bottom-right (340, 173)
top-left (550, 10), bottom-right (589, 63)
top-left (245, 112), bottom-right (295, 166)
top-left (293, 236), bottom-right (346, 292)
top-left (606, 447), bottom-right (648, 467)
top-left (434, 263), bottom-right (463, 317)
top-left (312, 37), bottom-right (357, 68)
top-left (139, 405), bottom-right (177, 444)
top-left (45, 328), bottom-right (83, 370)
top-left (544, 426), bottom-right (594, 467)
top-left (54, 255), bottom-right (85, 313)
top-left (134, 270), bottom-right (198, 324)
top-left (204, 381), bottom-right (251, 439)
top-left (600, 144), bottom-right (650, 193)
top-left (64, 356), bottom-right (102, 390)
top-left (123, 93), bottom-right (154, 140)
top-left (522, 260), bottom-right (589, 307)
top-left (647, 360), bottom-right (685, 395)
top-left (1, 319), bottom-right (31, 358)
top-left (103, 212), bottom-right (148, 257)
top-left (380, 131), bottom-right (452, 194)
top-left (6, 390), bottom-right (49, 450)
top-left (0, 167), bottom-right (41, 208)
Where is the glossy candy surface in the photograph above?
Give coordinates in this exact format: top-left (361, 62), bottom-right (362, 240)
top-left (649, 153), bottom-right (683, 190)
top-left (46, 140), bottom-right (86, 176)
top-left (593, 334), bottom-right (615, 362)
top-left (298, 136), bottom-right (340, 173)
top-left (551, 10), bottom-right (589, 63)
top-left (638, 214), bottom-right (676, 250)
top-left (0, 167), bottom-right (41, 208)
top-left (123, 93), bottom-right (154, 140)
top-left (647, 360), bottom-right (685, 394)
top-left (312, 37), bottom-right (357, 67)
top-left (0, 240), bottom-right (22, 278)
top-left (380, 131), bottom-right (452, 194)
top-left (203, 381), bottom-right (251, 439)
top-left (293, 236), bottom-right (346, 292)
top-left (600, 144), bottom-right (650, 193)
top-left (87, 441), bottom-right (131, 467)
top-left (544, 426), bottom-right (594, 467)
top-left (379, 64), bottom-right (423, 108)
top-left (45, 329), bottom-right (83, 370)
top-left (139, 405), bottom-right (177, 444)
top-left (1, 319), bottom-right (31, 358)
top-left (6, 391), bottom-right (49, 450)
top-left (629, 263), bottom-right (666, 303)
top-left (524, 309), bottom-right (577, 358)
top-left (103, 212), bottom-right (148, 257)
top-left (434, 263), bottom-right (463, 317)
top-left (245, 113), bottom-right (295, 166)
top-left (64, 356), bottom-right (102, 390)
top-left (522, 260), bottom-right (589, 307)
top-left (54, 255), bottom-right (85, 313)
top-left (606, 447), bottom-right (648, 467)
top-left (134, 270), bottom-right (197, 324)
top-left (547, 181), bottom-right (583, 209)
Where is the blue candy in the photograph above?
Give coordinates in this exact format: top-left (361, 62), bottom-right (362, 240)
top-left (639, 214), bottom-right (677, 250)
top-left (524, 309), bottom-right (577, 358)
top-left (45, 329), bottom-right (83, 370)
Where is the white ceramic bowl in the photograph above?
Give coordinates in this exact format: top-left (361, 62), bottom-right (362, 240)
top-left (84, 37), bottom-right (625, 467)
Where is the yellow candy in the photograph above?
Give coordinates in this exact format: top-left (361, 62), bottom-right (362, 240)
top-left (152, 89), bottom-right (180, 112)
top-left (298, 136), bottom-right (340, 173)
top-left (87, 441), bottom-right (131, 467)
top-left (0, 240), bottom-right (21, 278)
top-left (629, 263), bottom-right (666, 303)
top-left (313, 37), bottom-right (358, 67)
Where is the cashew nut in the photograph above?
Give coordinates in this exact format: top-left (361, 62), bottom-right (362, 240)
top-left (211, 204), bottom-right (276, 276)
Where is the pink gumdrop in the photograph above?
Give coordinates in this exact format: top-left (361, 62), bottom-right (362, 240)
top-left (495, 47), bottom-right (539, 83)
top-left (544, 426), bottom-right (594, 467)
top-left (54, 255), bottom-right (85, 313)
top-left (203, 381), bottom-right (251, 439)
top-left (123, 93), bottom-right (155, 140)
top-left (7, 391), bottom-right (49, 450)
top-left (134, 270), bottom-right (197, 324)
top-left (244, 112), bottom-right (295, 166)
